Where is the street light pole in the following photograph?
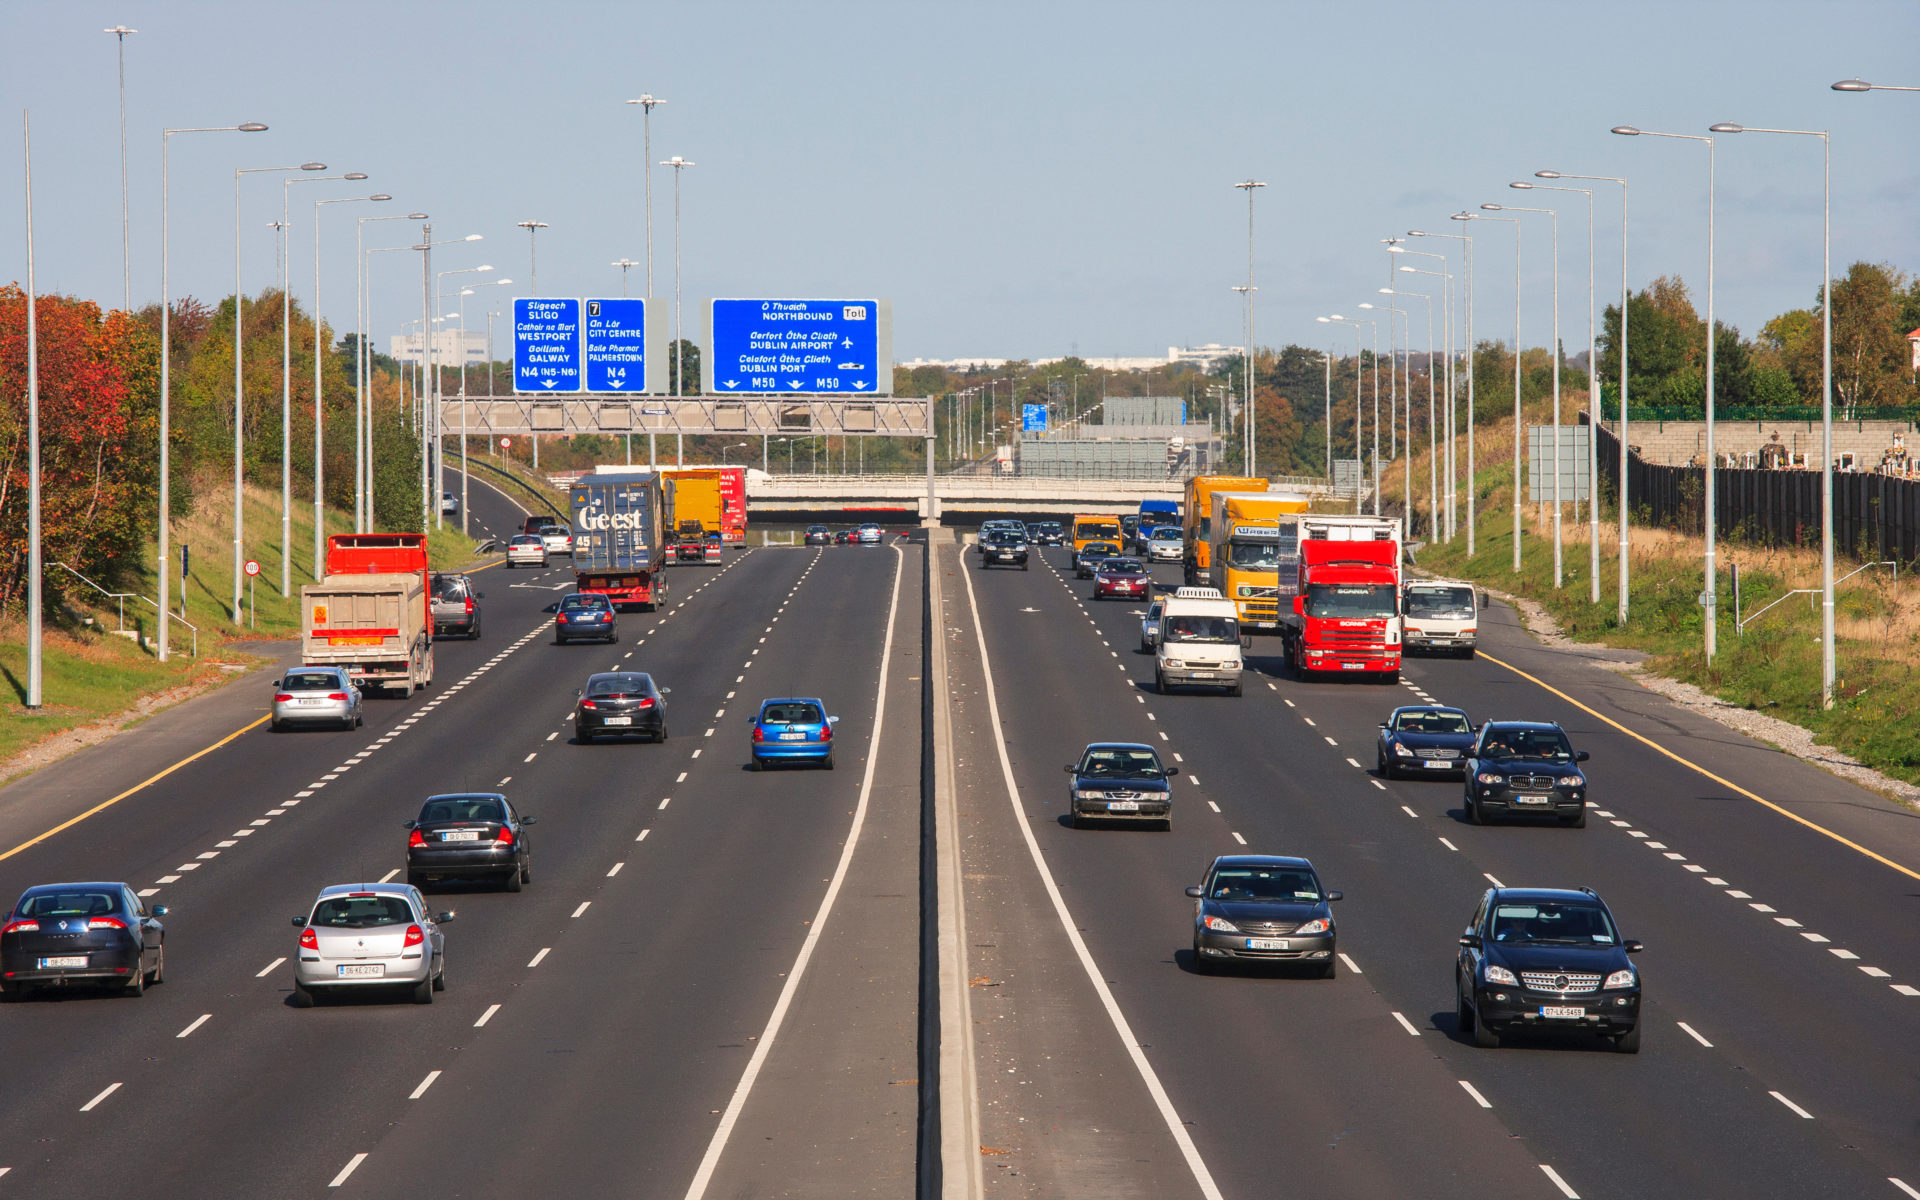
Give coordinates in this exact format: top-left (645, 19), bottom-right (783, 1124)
top-left (662, 157), bottom-right (695, 464)
top-left (1357, 303), bottom-right (1386, 514)
top-left (105, 26), bottom-right (137, 311)
top-left (1517, 180), bottom-right (1598, 599)
top-left (159, 121), bottom-right (269, 663)
top-left (626, 95), bottom-right (665, 297)
top-left (1380, 287), bottom-right (1433, 539)
top-left (1714, 122), bottom-right (1832, 703)
top-left (516, 220), bottom-right (548, 471)
top-left (1416, 226), bottom-right (1476, 554)
top-left (1614, 125), bottom-right (1717, 662)
top-left (1320, 316), bottom-right (1368, 511)
top-left (1485, 202), bottom-right (1562, 587)
top-left (1463, 211), bottom-right (1523, 571)
top-left (1234, 180), bottom-right (1266, 476)
top-left (314, 192), bottom-right (388, 568)
top-left (358, 211), bottom-right (428, 534)
top-left (24, 111), bottom-right (41, 707)
top-left (1395, 250), bottom-right (1451, 540)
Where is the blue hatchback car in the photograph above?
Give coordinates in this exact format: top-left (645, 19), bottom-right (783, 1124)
top-left (750, 698), bottom-right (839, 770)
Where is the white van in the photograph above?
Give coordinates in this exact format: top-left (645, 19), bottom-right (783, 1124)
top-left (1401, 579), bottom-right (1479, 657)
top-left (1155, 587), bottom-right (1247, 696)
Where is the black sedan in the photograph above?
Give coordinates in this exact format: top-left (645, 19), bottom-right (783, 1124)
top-left (1464, 720), bottom-right (1590, 826)
top-left (1064, 741), bottom-right (1177, 829)
top-left (1456, 886), bottom-right (1642, 1051)
top-left (406, 793), bottom-right (536, 891)
top-left (1186, 855), bottom-right (1341, 976)
top-left (804, 524), bottom-right (831, 546)
top-left (980, 529), bottom-right (1030, 570)
top-left (2, 883), bottom-right (167, 998)
top-left (554, 593), bottom-right (618, 644)
top-left (1074, 541), bottom-right (1121, 578)
top-left (575, 671), bottom-right (669, 742)
top-left (1377, 705), bottom-right (1477, 779)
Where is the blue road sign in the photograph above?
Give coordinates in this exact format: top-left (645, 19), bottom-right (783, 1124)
top-left (514, 298), bottom-right (582, 392)
top-left (707, 299), bottom-right (889, 395)
top-left (1022, 403), bottom-right (1048, 433)
top-left (583, 298), bottom-right (649, 393)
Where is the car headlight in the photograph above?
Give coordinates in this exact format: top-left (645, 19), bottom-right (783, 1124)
top-left (1560, 775), bottom-right (1584, 786)
top-left (1202, 915), bottom-right (1240, 933)
top-left (1604, 968), bottom-right (1637, 989)
top-left (1073, 790), bottom-right (1107, 801)
top-left (1483, 964), bottom-right (1518, 985)
top-left (1224, 659), bottom-right (1242, 670)
top-left (1393, 742), bottom-right (1414, 758)
top-left (1163, 659), bottom-right (1183, 668)
top-left (1476, 772), bottom-right (1504, 785)
top-left (1293, 916), bottom-right (1330, 936)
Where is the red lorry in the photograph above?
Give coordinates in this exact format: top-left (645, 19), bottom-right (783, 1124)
top-left (1280, 516), bottom-right (1403, 683)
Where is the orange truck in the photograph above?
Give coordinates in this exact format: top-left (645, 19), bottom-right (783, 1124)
top-left (300, 533), bottom-right (435, 698)
top-left (1181, 475), bottom-right (1267, 586)
top-left (658, 466), bottom-right (747, 544)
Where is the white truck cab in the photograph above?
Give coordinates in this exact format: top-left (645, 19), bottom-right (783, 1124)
top-left (1401, 578), bottom-right (1480, 657)
top-left (1155, 587), bottom-right (1247, 696)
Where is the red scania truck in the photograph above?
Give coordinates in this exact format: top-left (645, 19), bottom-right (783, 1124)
top-left (1279, 515), bottom-right (1403, 683)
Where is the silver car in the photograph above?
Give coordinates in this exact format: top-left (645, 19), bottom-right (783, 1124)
top-left (291, 883), bottom-right (452, 1007)
top-left (1148, 528), bottom-right (1183, 561)
top-left (540, 523), bottom-right (573, 555)
top-left (505, 534), bottom-right (549, 569)
top-left (271, 666), bottom-right (362, 731)
top-left (1139, 598), bottom-right (1164, 653)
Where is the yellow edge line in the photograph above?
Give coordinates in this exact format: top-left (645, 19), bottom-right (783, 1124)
top-left (1476, 650), bottom-right (1920, 883)
top-left (0, 714), bottom-right (272, 864)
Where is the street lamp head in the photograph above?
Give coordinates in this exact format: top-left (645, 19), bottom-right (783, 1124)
top-left (475, 264), bottom-right (494, 272)
top-left (369, 194), bottom-right (392, 202)
top-left (238, 122), bottom-right (268, 132)
top-left (626, 95), bottom-right (666, 106)
top-left (1534, 170), bottom-right (1562, 179)
top-left (1329, 314), bottom-right (1346, 321)
top-left (462, 234), bottom-right (483, 241)
top-left (1388, 244), bottom-right (1407, 253)
top-left (1378, 287), bottom-right (1394, 295)
top-left (1832, 78), bottom-right (1872, 91)
top-left (1480, 203), bottom-right (1504, 211)
top-left (344, 172), bottom-right (368, 180)
top-left (1357, 302), bottom-right (1376, 310)
top-left (300, 162), bottom-right (327, 171)
top-left (1708, 122), bottom-right (1743, 133)
top-left (1450, 211), bottom-right (1475, 221)
top-left (1407, 229), bottom-right (1427, 237)
top-left (104, 25), bottom-right (137, 34)
top-left (1610, 125), bottom-right (1641, 136)
top-left (1509, 181), bottom-right (1534, 190)
top-left (1316, 316), bottom-right (1332, 323)
top-left (1398, 265), bottom-right (1418, 273)
top-left (494, 279), bottom-right (512, 286)
top-left (406, 212), bottom-right (428, 220)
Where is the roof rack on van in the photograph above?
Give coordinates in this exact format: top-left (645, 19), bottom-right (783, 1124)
top-left (1173, 586), bottom-right (1224, 599)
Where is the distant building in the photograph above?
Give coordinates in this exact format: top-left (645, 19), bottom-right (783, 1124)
top-left (390, 328), bottom-right (488, 366)
top-left (899, 344), bottom-right (1243, 374)
top-left (1908, 326), bottom-right (1919, 372)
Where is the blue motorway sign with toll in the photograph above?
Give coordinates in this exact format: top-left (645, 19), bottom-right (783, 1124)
top-left (706, 299), bottom-right (891, 395)
top-left (582, 298), bottom-right (651, 393)
top-left (514, 298), bottom-right (582, 392)
top-left (1022, 403), bottom-right (1048, 433)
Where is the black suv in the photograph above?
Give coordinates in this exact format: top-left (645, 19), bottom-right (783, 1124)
top-left (1456, 887), bottom-right (1643, 1052)
top-left (804, 524), bottom-right (831, 546)
top-left (980, 529), bottom-right (1029, 570)
top-left (1030, 521), bottom-right (1064, 547)
top-left (1463, 720), bottom-right (1589, 826)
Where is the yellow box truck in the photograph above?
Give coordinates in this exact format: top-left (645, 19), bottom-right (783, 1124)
top-left (1181, 476), bottom-right (1266, 585)
top-left (1205, 491), bottom-right (1312, 632)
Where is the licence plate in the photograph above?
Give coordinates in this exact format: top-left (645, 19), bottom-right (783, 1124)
top-left (1188, 671), bottom-right (1214, 679)
top-left (337, 964), bottom-right (385, 978)
top-left (39, 956), bottom-right (87, 969)
top-left (1513, 795), bottom-right (1551, 805)
top-left (441, 830), bottom-right (481, 841)
top-left (1245, 939), bottom-right (1289, 951)
top-left (603, 716), bottom-right (632, 726)
top-left (1424, 760), bottom-right (1452, 769)
top-left (1540, 1005), bottom-right (1584, 1020)
top-left (1340, 662), bottom-right (1366, 670)
top-left (298, 698), bottom-right (325, 706)
top-left (778, 732), bottom-right (807, 740)
top-left (1106, 800), bottom-right (1140, 812)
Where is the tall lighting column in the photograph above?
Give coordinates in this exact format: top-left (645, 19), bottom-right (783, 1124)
top-left (1613, 125), bottom-right (1717, 662)
top-left (1713, 121), bottom-right (1833, 704)
top-left (1413, 226), bottom-right (1476, 554)
top-left (357, 210), bottom-right (429, 534)
top-left (1537, 170), bottom-right (1631, 623)
top-left (1483, 201), bottom-right (1563, 588)
top-left (105, 26), bottom-right (137, 310)
top-left (628, 94), bottom-right (666, 468)
top-left (662, 157), bottom-right (695, 464)
top-left (1459, 210), bottom-right (1523, 571)
top-left (1380, 287), bottom-right (1433, 539)
top-left (158, 120), bottom-right (269, 663)
top-left (1234, 180), bottom-right (1266, 475)
top-left (1398, 264), bottom-right (1452, 540)
top-left (314, 192), bottom-right (390, 570)
top-left (454, 277), bottom-right (512, 533)
top-left (1394, 248), bottom-right (1452, 538)
top-left (1320, 315), bottom-right (1369, 511)
top-left (1357, 302), bottom-right (1387, 513)
top-left (515, 220), bottom-right (549, 470)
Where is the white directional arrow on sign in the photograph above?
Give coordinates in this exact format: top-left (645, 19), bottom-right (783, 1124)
top-left (542, 380), bottom-right (558, 389)
top-left (787, 380), bottom-right (805, 390)
top-left (852, 380), bottom-right (869, 390)
top-left (724, 380), bottom-right (740, 389)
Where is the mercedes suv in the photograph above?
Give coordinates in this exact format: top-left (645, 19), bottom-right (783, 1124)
top-left (1456, 886), bottom-right (1643, 1052)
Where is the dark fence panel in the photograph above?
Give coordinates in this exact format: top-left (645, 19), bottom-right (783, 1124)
top-left (1590, 416), bottom-right (1920, 567)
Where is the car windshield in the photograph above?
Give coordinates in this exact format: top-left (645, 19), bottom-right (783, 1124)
top-left (1082, 544), bottom-right (1117, 558)
top-left (310, 895), bottom-right (415, 929)
top-left (18, 890), bottom-right (120, 918)
top-left (1076, 522), bottom-right (1120, 542)
top-left (1164, 614), bottom-right (1239, 643)
top-left (1077, 749), bottom-right (1165, 779)
top-left (1209, 869), bottom-right (1321, 902)
top-left (561, 595), bottom-right (609, 611)
top-left (1305, 583), bottom-right (1397, 618)
top-left (1397, 710), bottom-right (1471, 734)
top-left (1479, 729), bottom-right (1576, 761)
top-left (762, 702), bottom-right (824, 725)
top-left (283, 671), bottom-right (341, 691)
top-left (1151, 529), bottom-right (1180, 542)
top-left (987, 531), bottom-right (1024, 545)
top-left (587, 675), bottom-right (651, 697)
top-left (1491, 902), bottom-right (1617, 945)
top-left (420, 797), bottom-right (507, 824)
top-left (1227, 541), bottom-right (1281, 569)
top-left (1098, 559), bottom-right (1144, 573)
top-left (1036, 523), bottom-right (1062, 534)
top-left (1406, 585), bottom-right (1475, 616)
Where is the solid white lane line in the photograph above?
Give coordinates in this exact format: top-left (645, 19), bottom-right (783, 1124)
top-left (571, 902), bottom-right (591, 918)
top-left (257, 957), bottom-right (285, 977)
top-left (1338, 952), bottom-right (1361, 974)
top-left (1401, 805), bottom-right (1419, 818)
top-left (1390, 1011), bottom-right (1420, 1036)
top-left (176, 1014), bottom-right (212, 1039)
top-left (682, 542), bottom-right (906, 1200)
top-left (474, 1004), bottom-right (501, 1027)
top-left (378, 869), bottom-right (399, 883)
top-left (1889, 1180), bottom-right (1920, 1200)
top-left (1677, 1021), bottom-right (1713, 1047)
top-left (409, 1070), bottom-right (441, 1100)
top-left (1539, 1164), bottom-right (1580, 1199)
top-left (329, 1153), bottom-right (368, 1188)
top-left (527, 948), bottom-right (551, 968)
top-left (80, 1082), bottom-right (122, 1112)
top-left (1458, 1080), bottom-right (1492, 1109)
top-left (1770, 1090), bottom-right (1814, 1119)
top-left (607, 862), bottom-right (624, 877)
top-left (1439, 838), bottom-right (1459, 851)
top-left (954, 549), bottom-right (1225, 1200)
top-left (1483, 873), bottom-right (1505, 887)
top-left (1231, 832), bottom-right (1247, 845)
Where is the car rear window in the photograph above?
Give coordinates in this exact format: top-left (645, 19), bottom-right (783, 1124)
top-left (1209, 869), bottom-right (1320, 901)
top-left (419, 797), bottom-right (507, 824)
top-left (762, 703), bottom-right (824, 724)
top-left (311, 895), bottom-right (415, 928)
top-left (431, 577), bottom-right (467, 599)
top-left (18, 891), bottom-right (120, 918)
top-left (561, 594), bottom-right (610, 611)
top-left (283, 671), bottom-right (341, 691)
top-left (587, 675), bottom-right (651, 697)
top-left (511, 534), bottom-right (542, 546)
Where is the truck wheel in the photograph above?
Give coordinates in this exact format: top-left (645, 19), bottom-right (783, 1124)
top-left (1460, 647), bottom-right (1477, 660)
top-left (396, 678), bottom-right (413, 700)
top-left (1155, 669), bottom-right (1168, 695)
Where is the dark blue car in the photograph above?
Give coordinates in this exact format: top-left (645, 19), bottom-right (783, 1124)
top-left (555, 593), bottom-right (618, 645)
top-left (750, 697), bottom-right (839, 770)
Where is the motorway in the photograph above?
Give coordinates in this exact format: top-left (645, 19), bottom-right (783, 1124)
top-left (945, 542), bottom-right (1920, 1200)
top-left (6, 490), bottom-right (1920, 1198)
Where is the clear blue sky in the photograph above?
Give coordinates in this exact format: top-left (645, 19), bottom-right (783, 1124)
top-left (4, 0), bottom-right (1917, 364)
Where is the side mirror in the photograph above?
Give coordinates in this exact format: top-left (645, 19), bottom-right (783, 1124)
top-left (828, 715), bottom-right (840, 724)
top-left (1240, 634), bottom-right (1253, 650)
top-left (1292, 596), bottom-right (1306, 615)
top-left (270, 679), bottom-right (280, 689)
top-left (1063, 765), bottom-right (1077, 774)
top-left (1458, 934), bottom-right (1481, 948)
top-left (291, 916), bottom-right (307, 927)
top-left (659, 687), bottom-right (671, 695)
top-left (1623, 939), bottom-right (1644, 954)
top-left (1184, 886), bottom-right (1204, 898)
top-left (520, 815), bottom-right (537, 825)
top-left (436, 911), bottom-right (457, 924)
top-left (1326, 890), bottom-right (1344, 902)
top-left (151, 905), bottom-right (170, 916)
top-left (402, 820), bottom-right (417, 830)
top-left (573, 689), bottom-right (583, 697)
top-left (1575, 750), bottom-right (1590, 762)
top-left (1164, 765), bottom-right (1180, 777)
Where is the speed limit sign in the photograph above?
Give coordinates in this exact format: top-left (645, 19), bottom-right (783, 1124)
top-left (500, 438), bottom-right (511, 449)
top-left (243, 559), bottom-right (260, 577)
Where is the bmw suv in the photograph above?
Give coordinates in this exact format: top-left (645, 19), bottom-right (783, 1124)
top-left (1456, 886), bottom-right (1643, 1052)
top-left (1463, 721), bottom-right (1589, 826)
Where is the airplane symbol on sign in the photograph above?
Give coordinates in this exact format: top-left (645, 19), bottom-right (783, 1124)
top-left (841, 337), bottom-right (853, 349)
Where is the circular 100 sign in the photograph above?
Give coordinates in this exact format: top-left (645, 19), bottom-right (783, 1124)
top-left (244, 559), bottom-right (260, 577)
top-left (500, 438), bottom-right (511, 449)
